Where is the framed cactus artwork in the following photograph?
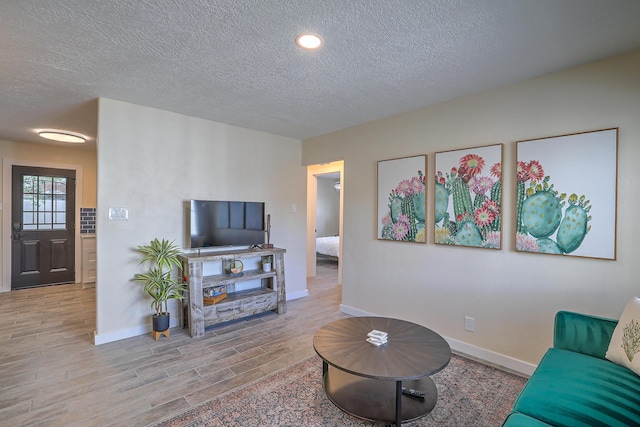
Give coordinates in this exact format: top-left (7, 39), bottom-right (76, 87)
top-left (515, 128), bottom-right (618, 260)
top-left (434, 144), bottom-right (504, 248)
top-left (377, 155), bottom-right (427, 243)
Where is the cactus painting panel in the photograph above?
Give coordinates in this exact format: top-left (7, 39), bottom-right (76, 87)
top-left (434, 144), bottom-right (503, 249)
top-left (515, 128), bottom-right (618, 260)
top-left (377, 155), bottom-right (427, 243)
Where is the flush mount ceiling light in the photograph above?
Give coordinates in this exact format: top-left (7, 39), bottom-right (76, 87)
top-left (296, 33), bottom-right (323, 50)
top-left (38, 129), bottom-right (87, 143)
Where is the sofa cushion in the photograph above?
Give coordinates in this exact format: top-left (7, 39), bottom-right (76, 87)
top-left (502, 413), bottom-right (553, 426)
top-left (606, 296), bottom-right (640, 375)
top-left (513, 348), bottom-right (640, 427)
top-left (554, 310), bottom-right (618, 359)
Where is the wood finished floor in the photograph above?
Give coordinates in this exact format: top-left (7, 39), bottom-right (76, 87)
top-left (0, 261), bottom-right (345, 427)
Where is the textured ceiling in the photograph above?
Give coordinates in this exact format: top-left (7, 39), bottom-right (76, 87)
top-left (2, 0), bottom-right (640, 149)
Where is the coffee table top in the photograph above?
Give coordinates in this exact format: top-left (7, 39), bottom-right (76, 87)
top-left (313, 317), bottom-right (451, 381)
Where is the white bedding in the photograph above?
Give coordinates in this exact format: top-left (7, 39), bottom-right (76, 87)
top-left (316, 236), bottom-right (340, 258)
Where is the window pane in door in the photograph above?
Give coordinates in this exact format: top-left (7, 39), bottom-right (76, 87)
top-left (23, 175), bottom-right (67, 230)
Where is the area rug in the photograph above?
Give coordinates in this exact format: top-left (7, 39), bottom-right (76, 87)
top-left (157, 354), bottom-right (527, 427)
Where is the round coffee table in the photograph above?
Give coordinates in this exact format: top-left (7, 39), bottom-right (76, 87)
top-left (313, 317), bottom-right (451, 426)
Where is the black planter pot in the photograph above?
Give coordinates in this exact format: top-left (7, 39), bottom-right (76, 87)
top-left (152, 313), bottom-right (170, 332)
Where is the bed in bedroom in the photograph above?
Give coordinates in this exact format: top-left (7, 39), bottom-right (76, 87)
top-left (316, 235), bottom-right (340, 263)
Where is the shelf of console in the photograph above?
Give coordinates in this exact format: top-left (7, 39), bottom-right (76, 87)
top-left (203, 287), bottom-right (277, 327)
top-left (202, 269), bottom-right (277, 288)
top-left (179, 247), bottom-right (286, 338)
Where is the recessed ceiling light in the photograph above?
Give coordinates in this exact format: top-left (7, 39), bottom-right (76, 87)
top-left (296, 33), bottom-right (323, 50)
top-left (38, 129), bottom-right (87, 143)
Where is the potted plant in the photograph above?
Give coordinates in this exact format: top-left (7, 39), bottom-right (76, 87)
top-left (133, 238), bottom-right (187, 339)
top-left (262, 255), bottom-right (273, 272)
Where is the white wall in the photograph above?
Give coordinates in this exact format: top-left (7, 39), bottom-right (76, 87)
top-left (302, 49), bottom-right (640, 372)
top-left (95, 98), bottom-right (306, 343)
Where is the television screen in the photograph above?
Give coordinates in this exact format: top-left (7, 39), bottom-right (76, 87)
top-left (189, 200), bottom-right (265, 248)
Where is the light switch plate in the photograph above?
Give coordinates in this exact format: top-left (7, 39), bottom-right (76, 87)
top-left (108, 208), bottom-right (129, 221)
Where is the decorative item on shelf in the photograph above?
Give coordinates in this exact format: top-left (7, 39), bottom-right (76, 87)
top-left (262, 213), bottom-right (274, 248)
top-left (203, 293), bottom-right (227, 305)
top-left (132, 238), bottom-right (187, 340)
top-left (228, 259), bottom-right (244, 277)
top-left (203, 284), bottom-right (228, 305)
top-left (262, 255), bottom-right (273, 272)
top-left (203, 284), bottom-right (227, 305)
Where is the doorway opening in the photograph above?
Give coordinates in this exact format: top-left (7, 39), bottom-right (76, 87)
top-left (306, 161), bottom-right (343, 286)
top-left (11, 166), bottom-right (76, 289)
top-left (0, 158), bottom-right (83, 292)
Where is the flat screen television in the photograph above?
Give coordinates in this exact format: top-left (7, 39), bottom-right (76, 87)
top-left (188, 200), bottom-right (265, 249)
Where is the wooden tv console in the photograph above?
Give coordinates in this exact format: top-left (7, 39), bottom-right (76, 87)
top-left (178, 247), bottom-right (286, 338)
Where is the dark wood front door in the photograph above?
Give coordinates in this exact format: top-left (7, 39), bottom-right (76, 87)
top-left (11, 166), bottom-right (76, 289)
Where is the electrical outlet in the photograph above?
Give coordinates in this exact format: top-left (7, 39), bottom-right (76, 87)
top-left (465, 316), bottom-right (475, 332)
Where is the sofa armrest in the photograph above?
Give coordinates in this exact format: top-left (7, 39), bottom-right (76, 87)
top-left (553, 311), bottom-right (618, 359)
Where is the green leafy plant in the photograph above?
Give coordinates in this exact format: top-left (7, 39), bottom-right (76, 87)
top-left (133, 238), bottom-right (187, 316)
top-left (262, 255), bottom-right (273, 264)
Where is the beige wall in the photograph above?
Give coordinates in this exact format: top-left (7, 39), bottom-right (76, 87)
top-left (0, 140), bottom-right (97, 290)
top-left (302, 49), bottom-right (640, 372)
top-left (95, 99), bottom-right (306, 343)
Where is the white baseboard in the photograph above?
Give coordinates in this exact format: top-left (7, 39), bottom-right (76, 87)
top-left (340, 304), bottom-right (370, 317)
top-left (445, 337), bottom-right (537, 376)
top-left (94, 315), bottom-right (181, 345)
top-left (96, 294), bottom-right (309, 345)
top-left (94, 325), bottom-right (149, 345)
top-left (287, 289), bottom-right (309, 301)
top-left (339, 304), bottom-right (536, 377)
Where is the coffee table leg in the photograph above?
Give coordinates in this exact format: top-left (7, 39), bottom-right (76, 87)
top-left (395, 380), bottom-right (402, 426)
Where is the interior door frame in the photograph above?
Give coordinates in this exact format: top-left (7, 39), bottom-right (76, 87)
top-left (2, 158), bottom-right (84, 292)
top-left (306, 161), bottom-right (343, 284)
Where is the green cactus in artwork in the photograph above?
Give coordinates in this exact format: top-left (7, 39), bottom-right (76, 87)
top-left (413, 190), bottom-right (425, 223)
top-left (381, 225), bottom-right (395, 240)
top-left (536, 238), bottom-right (563, 254)
top-left (521, 177), bottom-right (566, 239)
top-left (490, 180), bottom-right (501, 231)
top-left (434, 182), bottom-right (449, 224)
top-left (451, 177), bottom-right (473, 219)
top-left (455, 221), bottom-right (483, 246)
top-left (556, 194), bottom-right (592, 254)
top-left (401, 196), bottom-right (417, 241)
top-left (445, 214), bottom-right (457, 236)
top-left (516, 180), bottom-right (526, 234)
top-left (382, 170), bottom-right (425, 241)
top-left (473, 193), bottom-right (487, 210)
top-left (522, 191), bottom-right (563, 238)
top-left (622, 319), bottom-right (640, 362)
top-left (389, 196), bottom-right (402, 223)
top-left (517, 161), bottom-right (595, 255)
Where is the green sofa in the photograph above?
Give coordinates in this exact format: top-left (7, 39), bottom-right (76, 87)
top-left (502, 311), bottom-right (640, 427)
